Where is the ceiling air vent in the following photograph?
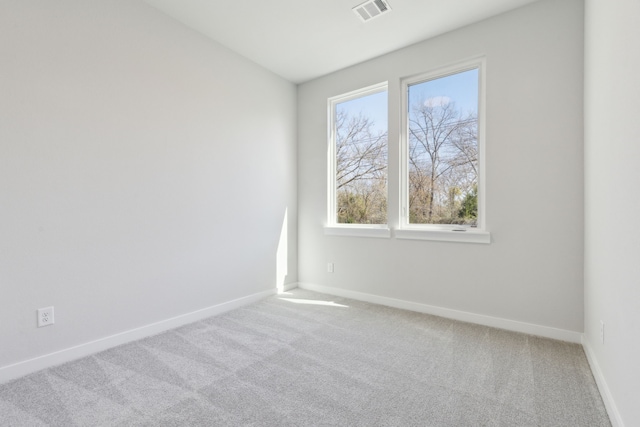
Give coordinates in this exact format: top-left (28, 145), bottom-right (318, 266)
top-left (353, 0), bottom-right (392, 22)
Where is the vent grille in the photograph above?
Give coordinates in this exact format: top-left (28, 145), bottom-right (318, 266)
top-left (353, 0), bottom-right (391, 22)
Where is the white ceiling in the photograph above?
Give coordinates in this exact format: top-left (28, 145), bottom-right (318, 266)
top-left (142, 0), bottom-right (539, 84)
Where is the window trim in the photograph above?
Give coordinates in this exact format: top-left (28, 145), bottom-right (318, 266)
top-left (398, 57), bottom-right (489, 243)
top-left (394, 228), bottom-right (490, 244)
top-left (326, 81), bottom-right (389, 232)
top-left (324, 225), bottom-right (391, 239)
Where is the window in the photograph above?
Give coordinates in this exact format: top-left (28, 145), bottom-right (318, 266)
top-left (326, 83), bottom-right (389, 236)
top-left (324, 60), bottom-right (489, 243)
top-left (398, 59), bottom-right (489, 243)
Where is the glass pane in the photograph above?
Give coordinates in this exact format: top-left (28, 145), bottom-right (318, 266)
top-left (335, 90), bottom-right (388, 224)
top-left (407, 68), bottom-right (478, 226)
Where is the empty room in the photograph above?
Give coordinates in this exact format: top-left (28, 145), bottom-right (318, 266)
top-left (1, 0), bottom-right (638, 425)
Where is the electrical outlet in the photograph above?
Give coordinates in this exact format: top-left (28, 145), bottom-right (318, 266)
top-left (37, 306), bottom-right (55, 327)
top-left (600, 320), bottom-right (604, 344)
top-left (327, 262), bottom-right (334, 273)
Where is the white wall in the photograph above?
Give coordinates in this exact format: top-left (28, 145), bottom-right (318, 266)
top-left (0, 0), bottom-right (297, 372)
top-left (584, 0), bottom-right (640, 425)
top-left (298, 0), bottom-right (585, 333)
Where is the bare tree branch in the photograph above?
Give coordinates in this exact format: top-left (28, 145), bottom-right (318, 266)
top-left (408, 99), bottom-right (478, 224)
top-left (335, 110), bottom-right (388, 224)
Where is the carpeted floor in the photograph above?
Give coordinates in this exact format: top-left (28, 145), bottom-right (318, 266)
top-left (0, 289), bottom-right (611, 426)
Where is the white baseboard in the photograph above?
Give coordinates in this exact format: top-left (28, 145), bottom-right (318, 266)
top-left (0, 283), bottom-right (298, 385)
top-left (297, 282), bottom-right (583, 343)
top-left (582, 337), bottom-right (624, 427)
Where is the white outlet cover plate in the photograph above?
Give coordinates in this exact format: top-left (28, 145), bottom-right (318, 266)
top-left (37, 306), bottom-right (55, 327)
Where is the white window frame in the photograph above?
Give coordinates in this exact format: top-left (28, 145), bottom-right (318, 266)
top-left (325, 82), bottom-right (391, 238)
top-left (397, 58), bottom-right (490, 244)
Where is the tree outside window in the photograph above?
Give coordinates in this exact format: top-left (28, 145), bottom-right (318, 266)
top-left (407, 68), bottom-right (479, 226)
top-left (331, 87), bottom-right (388, 225)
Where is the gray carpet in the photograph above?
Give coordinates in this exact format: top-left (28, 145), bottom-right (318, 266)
top-left (0, 289), bottom-right (610, 426)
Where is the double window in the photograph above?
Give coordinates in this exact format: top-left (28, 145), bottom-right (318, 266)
top-left (327, 59), bottom-right (488, 243)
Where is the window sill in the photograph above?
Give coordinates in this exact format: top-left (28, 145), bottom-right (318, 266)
top-left (324, 226), bottom-right (391, 238)
top-left (395, 228), bottom-right (491, 244)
